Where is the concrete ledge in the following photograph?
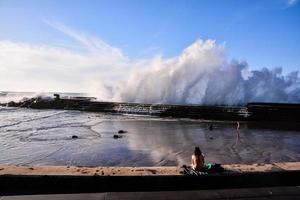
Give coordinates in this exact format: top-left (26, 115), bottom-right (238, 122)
top-left (2, 186), bottom-right (300, 200)
top-left (0, 162), bottom-right (300, 195)
top-left (1, 171), bottom-right (300, 195)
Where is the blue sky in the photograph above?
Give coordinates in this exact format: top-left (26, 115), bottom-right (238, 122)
top-left (1, 0), bottom-right (299, 69)
top-left (0, 0), bottom-right (299, 93)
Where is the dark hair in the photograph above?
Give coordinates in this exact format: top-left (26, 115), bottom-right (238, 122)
top-left (194, 147), bottom-right (202, 156)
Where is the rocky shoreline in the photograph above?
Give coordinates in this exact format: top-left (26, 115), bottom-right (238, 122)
top-left (1, 94), bottom-right (300, 122)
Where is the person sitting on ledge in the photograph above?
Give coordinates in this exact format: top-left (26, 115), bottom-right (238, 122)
top-left (191, 146), bottom-right (205, 171)
top-left (180, 147), bottom-right (224, 175)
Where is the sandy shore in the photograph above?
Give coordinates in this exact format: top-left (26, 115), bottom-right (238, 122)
top-left (0, 162), bottom-right (299, 176)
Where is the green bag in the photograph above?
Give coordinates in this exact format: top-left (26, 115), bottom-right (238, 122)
top-left (203, 162), bottom-right (213, 171)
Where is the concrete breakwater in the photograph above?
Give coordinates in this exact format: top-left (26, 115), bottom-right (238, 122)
top-left (2, 95), bottom-right (300, 122)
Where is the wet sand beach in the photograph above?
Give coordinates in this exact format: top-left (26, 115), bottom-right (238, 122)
top-left (1, 107), bottom-right (300, 167)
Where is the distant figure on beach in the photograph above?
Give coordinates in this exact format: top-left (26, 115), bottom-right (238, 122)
top-left (236, 121), bottom-right (240, 140)
top-left (236, 121), bottom-right (240, 130)
top-left (208, 123), bottom-right (213, 131)
top-left (191, 147), bottom-right (205, 171)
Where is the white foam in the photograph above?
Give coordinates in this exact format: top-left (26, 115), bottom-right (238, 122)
top-left (92, 39), bottom-right (300, 105)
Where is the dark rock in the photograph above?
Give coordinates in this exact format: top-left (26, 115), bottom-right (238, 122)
top-left (72, 135), bottom-right (78, 139)
top-left (113, 134), bottom-right (122, 139)
top-left (7, 101), bottom-right (18, 107)
top-left (118, 130), bottom-right (127, 134)
top-left (54, 93), bottom-right (60, 100)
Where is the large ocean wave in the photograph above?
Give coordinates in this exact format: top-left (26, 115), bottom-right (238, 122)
top-left (106, 40), bottom-right (300, 105)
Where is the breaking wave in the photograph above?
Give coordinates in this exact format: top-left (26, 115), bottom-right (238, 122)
top-left (106, 39), bottom-right (300, 105)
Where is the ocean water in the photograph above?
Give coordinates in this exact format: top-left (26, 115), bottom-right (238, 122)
top-left (1, 103), bottom-right (300, 166)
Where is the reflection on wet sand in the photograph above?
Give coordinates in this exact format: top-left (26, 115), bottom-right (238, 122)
top-left (104, 119), bottom-right (300, 166)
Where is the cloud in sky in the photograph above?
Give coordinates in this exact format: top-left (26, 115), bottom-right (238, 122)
top-left (0, 22), bottom-right (131, 94)
top-left (287, 0), bottom-right (298, 6)
top-left (45, 21), bottom-right (126, 61)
